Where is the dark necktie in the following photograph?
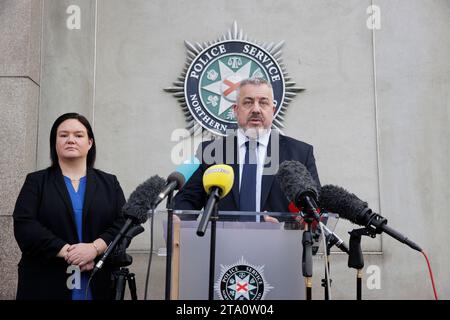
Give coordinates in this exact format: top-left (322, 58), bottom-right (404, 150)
top-left (239, 140), bottom-right (258, 213)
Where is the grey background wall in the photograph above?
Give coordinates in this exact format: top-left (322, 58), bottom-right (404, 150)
top-left (1, 0), bottom-right (448, 299)
top-left (0, 0), bottom-right (41, 299)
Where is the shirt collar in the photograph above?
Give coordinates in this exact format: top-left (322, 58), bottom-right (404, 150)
top-left (237, 128), bottom-right (271, 148)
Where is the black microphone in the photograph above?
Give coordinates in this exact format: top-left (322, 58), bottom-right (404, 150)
top-left (153, 157), bottom-right (200, 207)
top-left (110, 224), bottom-right (145, 267)
top-left (276, 160), bottom-right (321, 221)
top-left (319, 184), bottom-right (422, 252)
top-left (92, 175), bottom-right (166, 276)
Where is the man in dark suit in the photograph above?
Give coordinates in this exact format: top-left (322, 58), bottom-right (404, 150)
top-left (174, 77), bottom-right (320, 219)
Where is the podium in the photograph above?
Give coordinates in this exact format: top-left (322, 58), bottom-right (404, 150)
top-left (162, 210), bottom-right (338, 300)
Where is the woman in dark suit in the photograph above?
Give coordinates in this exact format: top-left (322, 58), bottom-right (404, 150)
top-left (13, 113), bottom-right (126, 300)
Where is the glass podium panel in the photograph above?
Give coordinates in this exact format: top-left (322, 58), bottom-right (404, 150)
top-left (159, 210), bottom-right (340, 300)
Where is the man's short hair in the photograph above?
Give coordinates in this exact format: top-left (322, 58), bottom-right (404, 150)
top-left (236, 77), bottom-right (274, 102)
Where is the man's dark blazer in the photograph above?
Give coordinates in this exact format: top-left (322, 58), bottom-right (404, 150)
top-left (13, 166), bottom-right (126, 300)
top-left (174, 133), bottom-right (320, 214)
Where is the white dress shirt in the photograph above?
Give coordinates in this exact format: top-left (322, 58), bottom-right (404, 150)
top-left (237, 129), bottom-right (271, 221)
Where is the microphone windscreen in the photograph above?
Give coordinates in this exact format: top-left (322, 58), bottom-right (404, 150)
top-left (276, 160), bottom-right (319, 203)
top-left (167, 171), bottom-right (185, 190)
top-left (203, 164), bottom-right (234, 198)
top-left (319, 184), bottom-right (368, 224)
top-left (122, 175), bottom-right (166, 224)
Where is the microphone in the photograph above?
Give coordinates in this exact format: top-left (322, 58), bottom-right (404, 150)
top-left (196, 164), bottom-right (234, 236)
top-left (153, 157), bottom-right (200, 207)
top-left (319, 184), bottom-right (422, 252)
top-left (276, 160), bottom-right (321, 221)
top-left (92, 175), bottom-right (166, 276)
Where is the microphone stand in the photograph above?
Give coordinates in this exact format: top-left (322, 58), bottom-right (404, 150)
top-left (348, 227), bottom-right (376, 300)
top-left (208, 202), bottom-right (219, 300)
top-left (196, 188), bottom-right (221, 300)
top-left (301, 213), bottom-right (314, 300)
top-left (321, 234), bottom-right (332, 300)
top-left (299, 197), bottom-right (321, 301)
top-left (165, 190), bottom-right (174, 300)
top-left (321, 225), bottom-right (350, 300)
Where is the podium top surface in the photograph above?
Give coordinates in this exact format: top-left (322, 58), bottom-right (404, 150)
top-left (157, 209), bottom-right (339, 227)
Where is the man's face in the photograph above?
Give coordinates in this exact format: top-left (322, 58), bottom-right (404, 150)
top-left (233, 84), bottom-right (275, 133)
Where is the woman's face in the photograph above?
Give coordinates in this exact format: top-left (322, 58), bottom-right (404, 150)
top-left (56, 119), bottom-right (93, 163)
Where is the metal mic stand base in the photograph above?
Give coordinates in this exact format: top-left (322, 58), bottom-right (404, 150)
top-left (302, 221), bottom-right (314, 300)
top-left (111, 267), bottom-right (138, 300)
top-left (208, 203), bottom-right (219, 300)
top-left (348, 227), bottom-right (377, 300)
top-left (165, 192), bottom-right (174, 300)
top-left (357, 269), bottom-right (363, 301)
top-left (321, 234), bottom-right (334, 300)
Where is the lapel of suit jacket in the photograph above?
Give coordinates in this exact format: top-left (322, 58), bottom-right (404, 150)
top-left (52, 166), bottom-right (78, 240)
top-left (82, 168), bottom-right (97, 236)
top-left (260, 133), bottom-right (285, 210)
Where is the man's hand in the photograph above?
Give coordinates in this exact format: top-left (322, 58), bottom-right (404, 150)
top-left (263, 214), bottom-right (279, 223)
